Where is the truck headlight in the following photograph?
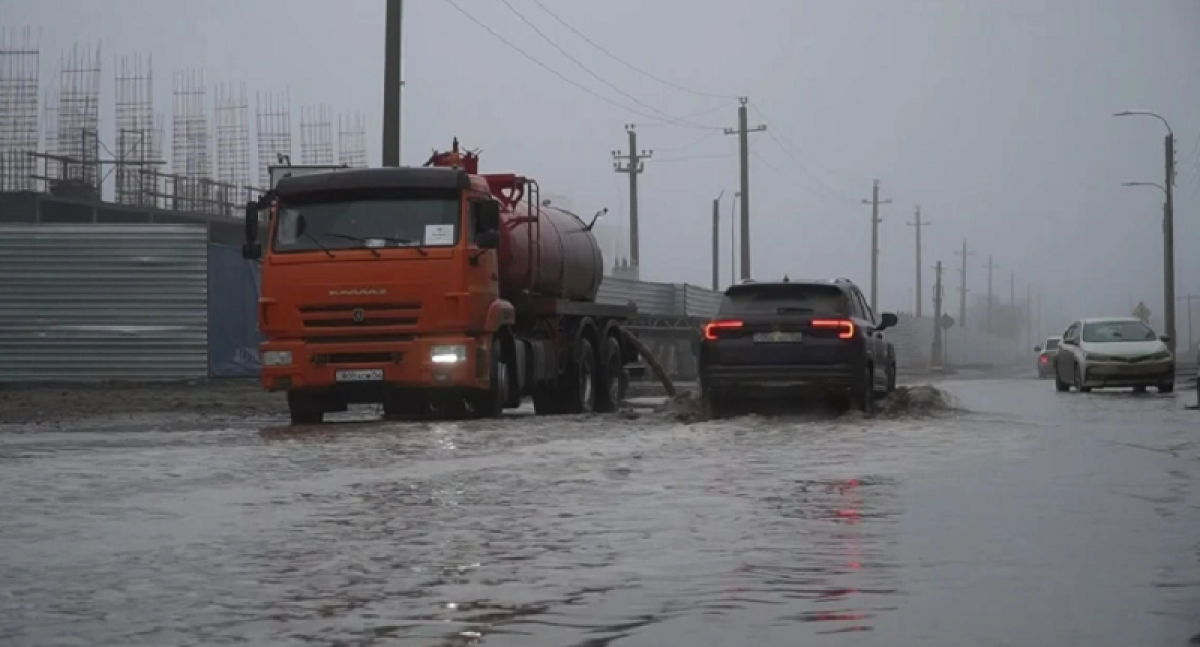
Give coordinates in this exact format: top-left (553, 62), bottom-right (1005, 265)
top-left (430, 344), bottom-right (467, 364)
top-left (262, 350), bottom-right (293, 366)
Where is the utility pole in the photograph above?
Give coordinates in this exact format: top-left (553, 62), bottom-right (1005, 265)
top-left (1176, 294), bottom-right (1198, 352)
top-left (1010, 272), bottom-right (1017, 356)
top-left (382, 0), bottom-right (404, 167)
top-left (1036, 288), bottom-right (1043, 342)
top-left (984, 256), bottom-right (1001, 334)
top-left (730, 191), bottom-right (740, 286)
top-left (932, 261), bottom-right (945, 368)
top-left (1025, 283), bottom-right (1033, 350)
top-left (955, 239), bottom-right (975, 328)
top-left (1163, 138), bottom-right (1177, 353)
top-left (612, 124), bottom-right (651, 273)
top-left (861, 180), bottom-right (893, 313)
top-left (724, 97), bottom-right (766, 280)
top-left (906, 205), bottom-right (930, 317)
top-left (712, 191), bottom-right (724, 291)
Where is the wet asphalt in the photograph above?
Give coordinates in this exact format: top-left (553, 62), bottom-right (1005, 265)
top-left (0, 376), bottom-right (1197, 646)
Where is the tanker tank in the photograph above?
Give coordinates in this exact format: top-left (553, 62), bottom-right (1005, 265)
top-left (497, 200), bottom-right (605, 304)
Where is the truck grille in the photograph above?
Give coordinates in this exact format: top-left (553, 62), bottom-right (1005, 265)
top-left (299, 302), bottom-right (421, 331)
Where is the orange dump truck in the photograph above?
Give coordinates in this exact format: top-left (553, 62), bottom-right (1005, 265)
top-left (242, 140), bottom-right (637, 424)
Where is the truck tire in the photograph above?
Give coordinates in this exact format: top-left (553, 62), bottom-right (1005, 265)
top-left (287, 390), bottom-right (324, 425)
top-left (563, 337), bottom-right (598, 414)
top-left (595, 336), bottom-right (628, 413)
top-left (469, 338), bottom-right (507, 418)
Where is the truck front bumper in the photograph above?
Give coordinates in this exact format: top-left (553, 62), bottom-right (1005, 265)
top-left (259, 336), bottom-right (489, 393)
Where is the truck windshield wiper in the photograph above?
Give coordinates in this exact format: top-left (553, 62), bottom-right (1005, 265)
top-left (777, 306), bottom-right (813, 314)
top-left (325, 233), bottom-right (429, 257)
top-left (325, 233), bottom-right (381, 257)
top-left (302, 232), bottom-right (335, 258)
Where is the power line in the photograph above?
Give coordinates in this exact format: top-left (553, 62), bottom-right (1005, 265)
top-left (497, 0), bottom-right (721, 131)
top-left (530, 0), bottom-right (739, 101)
top-left (747, 104), bottom-right (860, 205)
top-left (443, 0), bottom-right (716, 130)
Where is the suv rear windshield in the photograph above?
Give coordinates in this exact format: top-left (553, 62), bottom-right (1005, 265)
top-left (1044, 338), bottom-right (1060, 350)
top-left (719, 283), bottom-right (848, 316)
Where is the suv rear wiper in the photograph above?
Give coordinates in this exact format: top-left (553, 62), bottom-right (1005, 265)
top-left (776, 306), bottom-right (813, 314)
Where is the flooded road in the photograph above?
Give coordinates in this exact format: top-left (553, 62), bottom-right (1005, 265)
top-left (1, 378), bottom-right (1197, 646)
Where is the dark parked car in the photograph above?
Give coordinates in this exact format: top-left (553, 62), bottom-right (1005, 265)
top-left (699, 277), bottom-right (898, 416)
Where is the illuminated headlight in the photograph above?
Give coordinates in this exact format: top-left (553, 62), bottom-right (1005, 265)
top-left (261, 350), bottom-right (293, 366)
top-left (1147, 350), bottom-right (1173, 361)
top-left (430, 344), bottom-right (467, 364)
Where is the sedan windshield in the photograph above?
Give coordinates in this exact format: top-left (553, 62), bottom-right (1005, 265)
top-left (273, 197), bottom-right (460, 253)
top-left (1081, 321), bottom-right (1157, 343)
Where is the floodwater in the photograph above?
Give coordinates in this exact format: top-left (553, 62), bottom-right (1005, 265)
top-left (1, 378), bottom-right (1197, 646)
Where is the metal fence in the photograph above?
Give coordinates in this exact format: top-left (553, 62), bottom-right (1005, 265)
top-left (597, 276), bottom-right (722, 319)
top-left (888, 315), bottom-right (1021, 369)
top-left (0, 224), bottom-right (209, 381)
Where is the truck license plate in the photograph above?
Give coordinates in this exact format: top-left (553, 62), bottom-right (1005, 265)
top-left (335, 369), bottom-right (384, 382)
top-left (753, 331), bottom-right (803, 343)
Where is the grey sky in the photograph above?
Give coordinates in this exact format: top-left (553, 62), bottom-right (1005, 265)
top-left (4, 0), bottom-right (1199, 334)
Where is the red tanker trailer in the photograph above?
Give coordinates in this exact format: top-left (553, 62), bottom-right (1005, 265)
top-left (242, 139), bottom-right (638, 424)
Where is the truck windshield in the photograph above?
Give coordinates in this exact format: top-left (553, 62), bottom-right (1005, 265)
top-left (273, 197), bottom-right (460, 253)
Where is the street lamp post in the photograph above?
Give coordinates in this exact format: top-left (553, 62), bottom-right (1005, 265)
top-left (1114, 110), bottom-right (1176, 353)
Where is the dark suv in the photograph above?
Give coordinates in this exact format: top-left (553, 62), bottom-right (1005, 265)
top-left (698, 278), bottom-right (898, 415)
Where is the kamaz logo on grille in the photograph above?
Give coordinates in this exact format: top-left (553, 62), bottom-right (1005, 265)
top-left (328, 288), bottom-right (387, 296)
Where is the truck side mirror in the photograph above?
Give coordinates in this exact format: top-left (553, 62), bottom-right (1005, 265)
top-left (476, 231), bottom-right (501, 250)
top-left (477, 200), bottom-right (501, 232)
top-left (242, 200), bottom-right (262, 260)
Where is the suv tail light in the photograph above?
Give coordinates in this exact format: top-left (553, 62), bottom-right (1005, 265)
top-left (703, 319), bottom-right (743, 341)
top-left (811, 319), bottom-right (856, 339)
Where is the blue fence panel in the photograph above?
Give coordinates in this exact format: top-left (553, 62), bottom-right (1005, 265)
top-left (207, 244), bottom-right (263, 377)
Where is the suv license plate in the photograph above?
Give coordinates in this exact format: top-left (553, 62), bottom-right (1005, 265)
top-left (335, 369), bottom-right (384, 382)
top-left (753, 331), bottom-right (804, 343)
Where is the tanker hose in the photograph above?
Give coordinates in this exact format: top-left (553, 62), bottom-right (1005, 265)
top-left (619, 328), bottom-right (676, 398)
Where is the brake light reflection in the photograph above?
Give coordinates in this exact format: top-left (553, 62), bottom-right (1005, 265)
top-left (703, 319), bottom-right (744, 341)
top-left (812, 319), bottom-right (856, 339)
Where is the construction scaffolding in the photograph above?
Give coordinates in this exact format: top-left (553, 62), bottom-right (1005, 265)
top-left (55, 42), bottom-right (102, 196)
top-left (300, 104), bottom-right (334, 166)
top-left (338, 112), bottom-right (368, 168)
top-left (40, 80), bottom-right (57, 182)
top-left (255, 90), bottom-right (291, 187)
top-left (0, 27), bottom-right (40, 192)
top-left (172, 69), bottom-right (211, 212)
top-left (215, 81), bottom-right (251, 199)
top-left (113, 53), bottom-right (158, 205)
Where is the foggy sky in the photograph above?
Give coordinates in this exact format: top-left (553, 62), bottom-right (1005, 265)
top-left (3, 0), bottom-right (1199, 339)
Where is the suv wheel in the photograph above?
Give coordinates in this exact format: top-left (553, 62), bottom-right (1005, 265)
top-left (853, 365), bottom-right (875, 414)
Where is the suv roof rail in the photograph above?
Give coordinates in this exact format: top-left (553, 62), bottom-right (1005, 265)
top-left (739, 278), bottom-right (757, 285)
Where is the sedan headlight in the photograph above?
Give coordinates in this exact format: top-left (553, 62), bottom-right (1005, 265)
top-left (430, 344), bottom-right (467, 364)
top-left (261, 350), bottom-right (293, 366)
top-left (1085, 353), bottom-right (1114, 362)
top-left (1147, 350), bottom-right (1172, 361)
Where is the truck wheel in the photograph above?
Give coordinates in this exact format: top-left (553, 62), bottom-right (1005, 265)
top-left (383, 393), bottom-right (426, 420)
top-left (596, 336), bottom-right (628, 413)
top-left (470, 338), bottom-right (507, 418)
top-left (563, 337), bottom-right (598, 414)
top-left (287, 390), bottom-right (324, 425)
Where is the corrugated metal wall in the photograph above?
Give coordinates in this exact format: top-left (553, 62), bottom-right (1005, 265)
top-left (597, 277), bottom-right (722, 318)
top-left (0, 224), bottom-right (209, 381)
